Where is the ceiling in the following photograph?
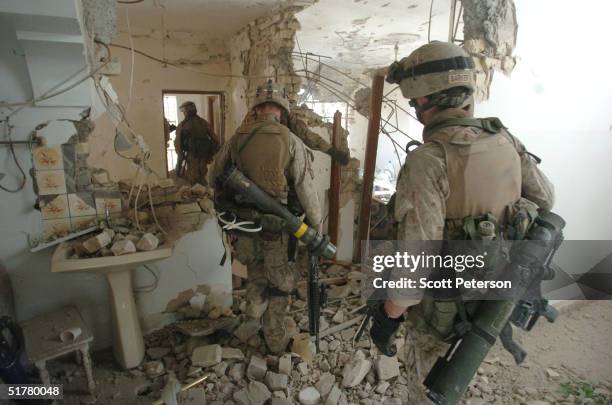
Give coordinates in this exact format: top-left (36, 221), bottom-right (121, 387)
top-left (116, 0), bottom-right (291, 38)
top-left (295, 0), bottom-right (455, 95)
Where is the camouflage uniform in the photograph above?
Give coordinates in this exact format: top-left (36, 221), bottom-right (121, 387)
top-left (240, 109), bottom-right (350, 164)
top-left (211, 113), bottom-right (322, 354)
top-left (377, 42), bottom-right (556, 403)
top-left (175, 114), bottom-right (220, 185)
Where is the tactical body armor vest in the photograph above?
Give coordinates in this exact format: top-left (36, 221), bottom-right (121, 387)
top-left (230, 117), bottom-right (290, 201)
top-left (179, 116), bottom-right (217, 160)
top-left (424, 115), bottom-right (522, 228)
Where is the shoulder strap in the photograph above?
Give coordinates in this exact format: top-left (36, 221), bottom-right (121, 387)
top-left (424, 117), bottom-right (506, 138)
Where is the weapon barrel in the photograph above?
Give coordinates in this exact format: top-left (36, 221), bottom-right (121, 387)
top-left (222, 166), bottom-right (336, 259)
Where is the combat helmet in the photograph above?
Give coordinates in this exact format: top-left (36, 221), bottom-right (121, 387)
top-left (179, 101), bottom-right (197, 115)
top-left (250, 80), bottom-right (290, 114)
top-left (386, 41), bottom-right (476, 103)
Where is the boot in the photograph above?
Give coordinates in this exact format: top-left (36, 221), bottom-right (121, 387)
top-left (369, 302), bottom-right (404, 356)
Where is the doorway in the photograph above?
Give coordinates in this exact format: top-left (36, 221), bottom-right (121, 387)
top-left (161, 90), bottom-right (225, 174)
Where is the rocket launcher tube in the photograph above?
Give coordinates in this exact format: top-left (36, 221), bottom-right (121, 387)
top-left (222, 166), bottom-right (336, 259)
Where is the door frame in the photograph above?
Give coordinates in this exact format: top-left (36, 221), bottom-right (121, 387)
top-left (161, 90), bottom-right (226, 174)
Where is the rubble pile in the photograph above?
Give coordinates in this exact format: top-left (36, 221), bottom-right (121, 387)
top-left (66, 181), bottom-right (216, 259)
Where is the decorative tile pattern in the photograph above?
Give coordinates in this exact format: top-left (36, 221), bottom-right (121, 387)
top-left (33, 145), bottom-right (64, 171)
top-left (94, 197), bottom-right (122, 217)
top-left (68, 193), bottom-right (96, 217)
top-left (39, 194), bottom-right (69, 220)
top-left (71, 215), bottom-right (97, 231)
top-left (35, 170), bottom-right (67, 195)
top-left (42, 218), bottom-right (71, 239)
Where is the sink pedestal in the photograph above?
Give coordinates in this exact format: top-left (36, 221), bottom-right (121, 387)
top-left (106, 267), bottom-right (144, 369)
top-left (51, 243), bottom-right (173, 370)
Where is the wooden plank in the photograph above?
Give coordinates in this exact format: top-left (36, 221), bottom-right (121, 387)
top-left (328, 110), bottom-right (342, 246)
top-left (356, 73), bottom-right (385, 263)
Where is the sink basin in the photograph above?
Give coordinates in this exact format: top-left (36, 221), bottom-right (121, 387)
top-left (51, 243), bottom-right (173, 369)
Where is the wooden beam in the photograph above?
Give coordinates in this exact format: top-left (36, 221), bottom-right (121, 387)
top-left (207, 96), bottom-right (215, 133)
top-left (328, 110), bottom-right (342, 246)
top-left (356, 73), bottom-right (385, 263)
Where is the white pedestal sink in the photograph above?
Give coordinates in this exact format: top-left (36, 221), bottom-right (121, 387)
top-left (51, 243), bottom-right (173, 369)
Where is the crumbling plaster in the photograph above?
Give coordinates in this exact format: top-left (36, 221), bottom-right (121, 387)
top-left (463, 0), bottom-right (518, 101)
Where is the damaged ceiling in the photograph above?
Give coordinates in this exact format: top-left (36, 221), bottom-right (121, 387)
top-left (295, 0), bottom-right (454, 97)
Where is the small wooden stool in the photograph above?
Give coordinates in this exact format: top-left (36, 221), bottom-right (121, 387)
top-left (20, 305), bottom-right (95, 394)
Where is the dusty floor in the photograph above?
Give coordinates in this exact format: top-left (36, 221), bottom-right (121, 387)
top-left (45, 301), bottom-right (612, 405)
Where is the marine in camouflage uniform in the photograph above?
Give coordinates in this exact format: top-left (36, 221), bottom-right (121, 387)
top-left (368, 42), bottom-right (555, 403)
top-left (211, 81), bottom-right (322, 354)
top-left (174, 101), bottom-right (220, 185)
top-left (239, 81), bottom-right (351, 166)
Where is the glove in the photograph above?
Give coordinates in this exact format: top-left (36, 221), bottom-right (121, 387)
top-left (369, 302), bottom-right (404, 356)
top-left (327, 146), bottom-right (350, 166)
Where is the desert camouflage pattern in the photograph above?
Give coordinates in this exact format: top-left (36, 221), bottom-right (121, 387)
top-left (174, 115), bottom-right (220, 185)
top-left (210, 115), bottom-right (321, 353)
top-left (240, 110), bottom-right (333, 153)
top-left (391, 107), bottom-right (555, 399)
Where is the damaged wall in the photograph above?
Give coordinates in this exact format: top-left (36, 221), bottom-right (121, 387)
top-left (227, 6), bottom-right (304, 134)
top-left (462, 0), bottom-right (518, 101)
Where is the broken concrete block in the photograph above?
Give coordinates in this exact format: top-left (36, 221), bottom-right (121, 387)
top-left (327, 283), bottom-right (351, 300)
top-left (298, 386), bottom-right (321, 405)
top-left (278, 354), bottom-right (292, 375)
top-left (325, 384), bottom-right (342, 405)
top-left (207, 306), bottom-right (222, 320)
top-left (375, 380), bottom-right (390, 394)
top-left (328, 340), bottom-right (341, 351)
top-left (297, 361), bottom-right (308, 376)
top-left (375, 354), bottom-right (400, 381)
top-left (82, 231), bottom-right (112, 254)
top-left (228, 362), bottom-right (245, 381)
top-left (234, 318), bottom-right (261, 342)
top-left (265, 371), bottom-right (288, 391)
top-left (136, 232), bottom-right (159, 251)
top-left (247, 355), bottom-right (268, 381)
top-left (143, 360), bottom-right (164, 378)
top-left (213, 361), bottom-right (228, 377)
top-left (247, 380), bottom-right (271, 405)
top-left (270, 398), bottom-right (291, 405)
top-left (147, 346), bottom-right (171, 360)
top-left (342, 352), bottom-right (372, 387)
top-left (110, 239), bottom-right (136, 256)
top-left (102, 228), bottom-right (115, 240)
top-left (233, 388), bottom-right (250, 405)
top-left (191, 344), bottom-right (222, 367)
top-left (222, 347), bottom-right (244, 360)
top-left (315, 371), bottom-right (336, 397)
top-left (331, 309), bottom-right (345, 324)
top-left (189, 293), bottom-right (206, 311)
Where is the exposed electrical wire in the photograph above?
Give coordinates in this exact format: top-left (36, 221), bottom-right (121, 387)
top-left (118, 0), bottom-right (145, 4)
top-left (428, 0), bottom-right (435, 43)
top-left (0, 119), bottom-right (28, 193)
top-left (133, 264), bottom-right (160, 293)
top-left (125, 6), bottom-right (136, 114)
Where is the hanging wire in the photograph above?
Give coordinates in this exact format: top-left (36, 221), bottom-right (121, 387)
top-left (0, 119), bottom-right (28, 193)
top-left (428, 0), bottom-right (435, 43)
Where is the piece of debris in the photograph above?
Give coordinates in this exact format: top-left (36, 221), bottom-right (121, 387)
top-left (234, 318), bottom-right (261, 342)
top-left (247, 355), bottom-right (268, 381)
top-left (298, 386), bottom-right (321, 405)
top-left (342, 351), bottom-right (372, 387)
top-left (278, 354), bottom-right (292, 375)
top-left (375, 354), bottom-right (400, 380)
top-left (546, 368), bottom-right (561, 379)
top-left (247, 380), bottom-right (271, 405)
top-left (147, 346), bottom-right (171, 360)
top-left (265, 371), bottom-right (289, 390)
top-left (82, 231), bottom-right (112, 254)
top-left (291, 333), bottom-right (314, 364)
top-left (191, 344), bottom-right (222, 367)
top-left (327, 283), bottom-right (351, 300)
top-left (137, 233), bottom-right (159, 251)
top-left (144, 360), bottom-right (164, 378)
top-left (222, 347), bottom-right (245, 360)
top-left (228, 362), bottom-right (246, 381)
top-left (110, 239), bottom-right (136, 256)
top-left (325, 384), bottom-right (343, 405)
top-left (315, 372), bottom-right (336, 397)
